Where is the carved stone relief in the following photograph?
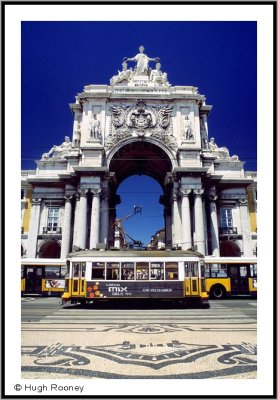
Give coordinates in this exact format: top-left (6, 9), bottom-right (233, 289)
top-left (105, 99), bottom-right (177, 150)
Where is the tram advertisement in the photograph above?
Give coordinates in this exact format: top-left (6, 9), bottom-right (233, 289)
top-left (86, 281), bottom-right (184, 299)
top-left (45, 279), bottom-right (65, 289)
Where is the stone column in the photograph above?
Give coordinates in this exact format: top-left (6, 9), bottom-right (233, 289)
top-left (238, 198), bottom-right (253, 256)
top-left (26, 198), bottom-right (42, 258)
top-left (159, 194), bottom-right (171, 248)
top-left (72, 192), bottom-right (80, 250)
top-left (100, 190), bottom-right (109, 246)
top-left (90, 188), bottom-right (101, 249)
top-left (61, 195), bottom-right (73, 258)
top-left (171, 189), bottom-right (180, 247)
top-left (78, 188), bottom-right (88, 250)
top-left (180, 188), bottom-right (192, 250)
top-left (209, 192), bottom-right (220, 256)
top-left (193, 189), bottom-right (206, 255)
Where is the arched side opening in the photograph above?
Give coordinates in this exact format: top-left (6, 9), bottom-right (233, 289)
top-left (38, 240), bottom-right (61, 258)
top-left (220, 240), bottom-right (241, 257)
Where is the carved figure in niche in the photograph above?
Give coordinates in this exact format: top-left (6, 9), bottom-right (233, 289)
top-left (110, 61), bottom-right (133, 85)
top-left (124, 45), bottom-right (159, 76)
top-left (90, 114), bottom-right (101, 140)
top-left (150, 62), bottom-right (170, 86)
top-left (183, 116), bottom-right (194, 140)
top-left (42, 136), bottom-right (73, 160)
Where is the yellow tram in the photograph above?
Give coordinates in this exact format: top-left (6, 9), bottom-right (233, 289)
top-left (204, 257), bottom-right (257, 299)
top-left (61, 249), bottom-right (210, 307)
top-left (21, 259), bottom-right (66, 296)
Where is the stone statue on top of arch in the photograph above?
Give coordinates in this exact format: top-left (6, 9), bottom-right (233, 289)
top-left (124, 45), bottom-right (159, 76)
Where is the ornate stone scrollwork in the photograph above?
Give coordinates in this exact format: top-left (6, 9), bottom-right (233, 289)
top-left (31, 198), bottom-right (42, 206)
top-left (64, 194), bottom-right (73, 202)
top-left (193, 189), bottom-right (205, 197)
top-left (238, 198), bottom-right (248, 206)
top-left (180, 188), bottom-right (192, 197)
top-left (106, 100), bottom-right (176, 150)
top-left (91, 188), bottom-right (102, 197)
top-left (79, 188), bottom-right (89, 197)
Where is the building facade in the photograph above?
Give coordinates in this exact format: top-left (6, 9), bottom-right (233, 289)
top-left (21, 47), bottom-right (257, 259)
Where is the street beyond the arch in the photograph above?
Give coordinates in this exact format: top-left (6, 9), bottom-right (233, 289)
top-left (21, 297), bottom-right (257, 381)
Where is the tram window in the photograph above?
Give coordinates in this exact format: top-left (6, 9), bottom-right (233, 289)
top-left (106, 262), bottom-right (120, 280)
top-left (209, 264), bottom-right (228, 278)
top-left (228, 265), bottom-right (238, 278)
top-left (217, 264), bottom-right (228, 278)
top-left (121, 262), bottom-right (135, 280)
top-left (240, 266), bottom-right (247, 277)
top-left (21, 266), bottom-right (24, 279)
top-left (184, 263), bottom-right (189, 277)
top-left (191, 263), bottom-right (198, 277)
top-left (121, 263), bottom-right (134, 280)
top-left (203, 264), bottom-right (210, 278)
top-left (73, 263), bottom-right (80, 277)
top-left (150, 262), bottom-right (164, 280)
top-left (91, 262), bottom-right (105, 279)
top-left (65, 262), bottom-right (70, 278)
top-left (165, 262), bottom-right (178, 280)
top-left (45, 266), bottom-right (61, 279)
top-left (250, 264), bottom-right (257, 278)
top-left (61, 266), bottom-right (66, 279)
top-left (80, 263), bottom-right (86, 278)
top-left (136, 262), bottom-right (149, 280)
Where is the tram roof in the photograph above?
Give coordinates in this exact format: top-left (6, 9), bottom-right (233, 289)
top-left (67, 249), bottom-right (204, 259)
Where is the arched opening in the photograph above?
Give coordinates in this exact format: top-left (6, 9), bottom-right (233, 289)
top-left (108, 141), bottom-right (173, 248)
top-left (39, 240), bottom-right (61, 258)
top-left (109, 140), bottom-right (173, 187)
top-left (220, 240), bottom-right (241, 257)
top-left (115, 175), bottom-right (164, 248)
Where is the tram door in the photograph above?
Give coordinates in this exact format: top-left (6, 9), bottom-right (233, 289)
top-left (71, 262), bottom-right (86, 296)
top-left (25, 266), bottom-right (42, 293)
top-left (228, 265), bottom-right (249, 294)
top-left (184, 262), bottom-right (199, 296)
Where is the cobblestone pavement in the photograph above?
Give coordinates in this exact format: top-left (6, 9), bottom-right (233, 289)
top-left (21, 300), bottom-right (257, 380)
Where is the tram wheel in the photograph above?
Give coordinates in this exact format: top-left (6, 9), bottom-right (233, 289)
top-left (210, 285), bottom-right (226, 299)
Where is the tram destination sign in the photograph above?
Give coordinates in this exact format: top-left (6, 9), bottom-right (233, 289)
top-left (86, 281), bottom-right (184, 299)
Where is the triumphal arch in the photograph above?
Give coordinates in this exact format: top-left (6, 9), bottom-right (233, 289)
top-left (25, 46), bottom-right (255, 259)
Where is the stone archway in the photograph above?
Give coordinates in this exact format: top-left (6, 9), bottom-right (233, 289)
top-left (38, 240), bottom-right (61, 258)
top-left (107, 139), bottom-right (174, 248)
top-left (220, 240), bottom-right (241, 257)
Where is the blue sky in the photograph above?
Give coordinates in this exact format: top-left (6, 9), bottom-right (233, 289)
top-left (21, 21), bottom-right (257, 246)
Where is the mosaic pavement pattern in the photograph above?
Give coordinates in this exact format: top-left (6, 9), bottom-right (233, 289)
top-left (22, 323), bottom-right (257, 379)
